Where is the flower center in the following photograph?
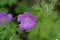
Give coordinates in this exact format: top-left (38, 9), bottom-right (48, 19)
top-left (25, 17), bottom-right (31, 22)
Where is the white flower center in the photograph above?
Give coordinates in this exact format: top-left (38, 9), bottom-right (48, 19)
top-left (25, 17), bottom-right (31, 22)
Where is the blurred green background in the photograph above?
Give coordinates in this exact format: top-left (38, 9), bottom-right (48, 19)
top-left (0, 0), bottom-right (60, 40)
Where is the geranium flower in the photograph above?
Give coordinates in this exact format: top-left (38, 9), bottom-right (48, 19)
top-left (0, 12), bottom-right (13, 25)
top-left (17, 12), bottom-right (36, 30)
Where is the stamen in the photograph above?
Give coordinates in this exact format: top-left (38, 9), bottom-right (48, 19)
top-left (25, 17), bottom-right (31, 22)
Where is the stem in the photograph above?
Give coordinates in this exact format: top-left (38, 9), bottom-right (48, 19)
top-left (12, 16), bottom-right (18, 20)
top-left (9, 32), bottom-right (15, 40)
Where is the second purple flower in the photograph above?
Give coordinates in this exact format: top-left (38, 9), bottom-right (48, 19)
top-left (0, 12), bottom-right (13, 25)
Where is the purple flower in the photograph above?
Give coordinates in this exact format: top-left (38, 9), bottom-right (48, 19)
top-left (0, 12), bottom-right (13, 25)
top-left (17, 12), bottom-right (36, 30)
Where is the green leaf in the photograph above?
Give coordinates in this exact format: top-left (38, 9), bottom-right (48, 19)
top-left (0, 8), bottom-right (9, 12)
top-left (46, 32), bottom-right (56, 40)
top-left (51, 0), bottom-right (57, 5)
top-left (40, 0), bottom-right (47, 9)
top-left (28, 22), bottom-right (40, 40)
top-left (15, 2), bottom-right (31, 14)
top-left (9, 33), bottom-right (20, 40)
top-left (0, 0), bottom-right (8, 6)
top-left (53, 19), bottom-right (60, 39)
top-left (40, 18), bottom-right (53, 39)
top-left (48, 11), bottom-right (58, 21)
top-left (8, 0), bottom-right (17, 6)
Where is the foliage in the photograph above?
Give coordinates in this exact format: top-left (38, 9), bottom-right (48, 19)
top-left (0, 0), bottom-right (60, 40)
top-left (28, 0), bottom-right (59, 40)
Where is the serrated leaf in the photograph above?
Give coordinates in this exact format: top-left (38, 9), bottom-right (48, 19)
top-left (40, 18), bottom-right (53, 39)
top-left (48, 11), bottom-right (58, 21)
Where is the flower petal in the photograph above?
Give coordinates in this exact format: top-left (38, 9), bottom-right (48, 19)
top-left (0, 19), bottom-right (6, 25)
top-left (19, 21), bottom-right (35, 30)
top-left (6, 13), bottom-right (13, 21)
top-left (30, 16), bottom-right (36, 22)
top-left (23, 12), bottom-right (32, 17)
top-left (23, 12), bottom-right (36, 22)
top-left (0, 12), bottom-right (7, 18)
top-left (17, 14), bottom-right (25, 22)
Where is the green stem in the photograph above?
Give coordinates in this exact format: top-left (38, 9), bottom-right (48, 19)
top-left (9, 32), bottom-right (15, 40)
top-left (12, 16), bottom-right (18, 20)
